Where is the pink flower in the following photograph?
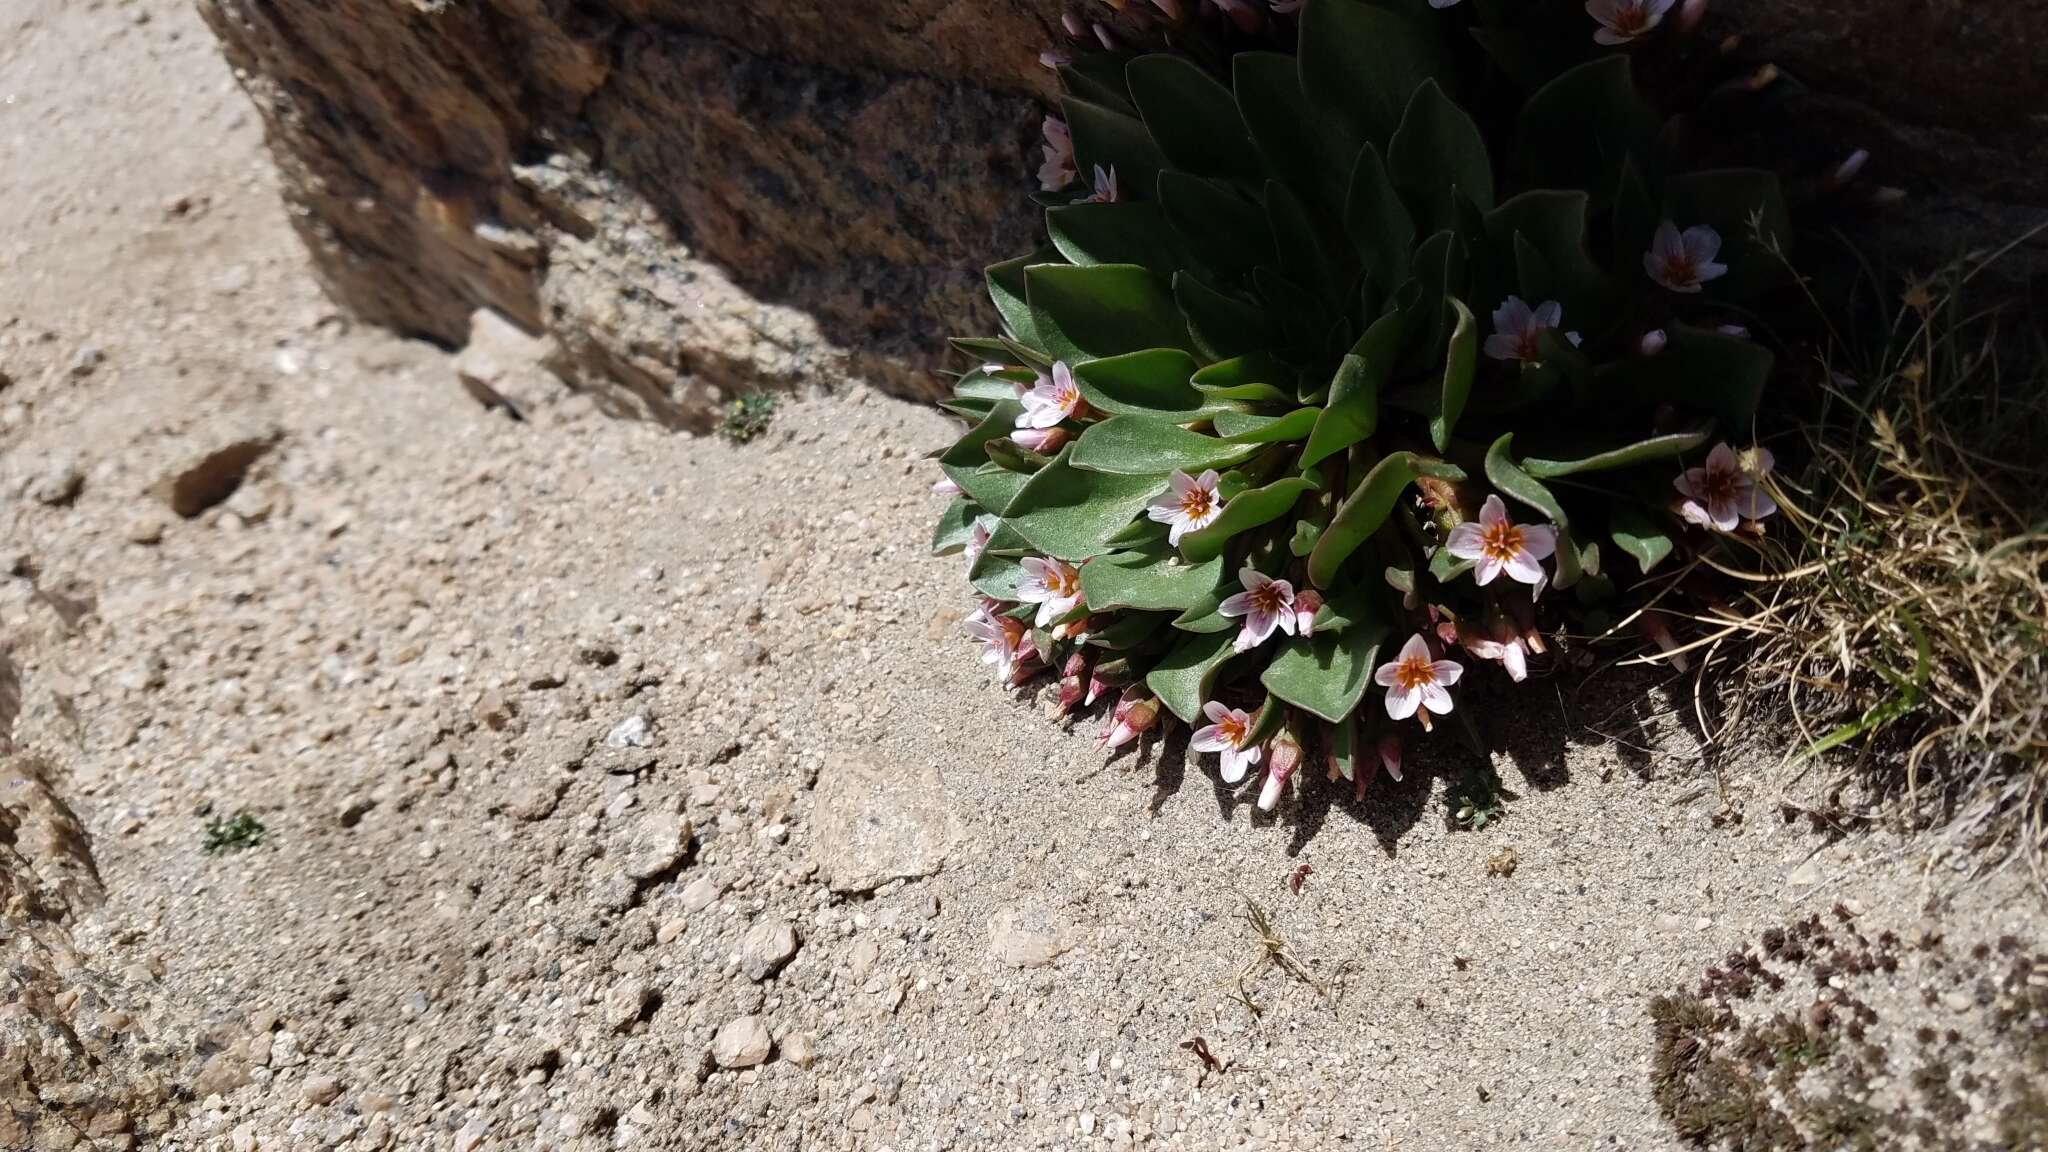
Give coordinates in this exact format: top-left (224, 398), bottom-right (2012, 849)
top-left (964, 516), bottom-right (994, 569)
top-left (1587, 0), bottom-right (1674, 44)
top-left (1373, 633), bottom-right (1464, 722)
top-left (1639, 612), bottom-right (1689, 672)
top-left (1644, 220), bottom-right (1727, 293)
top-left (1444, 495), bottom-right (1556, 587)
top-left (1037, 117), bottom-right (1076, 193)
top-left (963, 608), bottom-right (1033, 682)
top-left (1484, 296), bottom-right (1581, 363)
top-left (1099, 688), bottom-right (1162, 750)
top-left (1146, 469), bottom-right (1223, 546)
top-left (1082, 164), bottom-right (1120, 205)
top-left (1010, 427), bottom-right (1070, 455)
top-left (1017, 556), bottom-right (1084, 627)
top-left (1192, 701), bottom-right (1263, 784)
top-left (1674, 442), bottom-right (1777, 532)
top-left (1218, 566), bottom-right (1298, 653)
top-left (1377, 734), bottom-right (1405, 782)
top-left (932, 474), bottom-right (963, 498)
top-left (1016, 360), bottom-right (1085, 430)
top-left (1462, 620), bottom-right (1532, 683)
top-left (1640, 328), bottom-right (1670, 356)
top-left (1057, 649), bottom-right (1092, 714)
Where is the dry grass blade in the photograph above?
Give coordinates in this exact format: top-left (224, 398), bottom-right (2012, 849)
top-left (1226, 898), bottom-right (1326, 1017)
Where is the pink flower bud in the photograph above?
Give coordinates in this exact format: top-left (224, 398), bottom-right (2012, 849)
top-left (1010, 427), bottom-right (1070, 455)
top-left (1639, 613), bottom-right (1689, 672)
top-left (1832, 149), bottom-right (1869, 187)
top-left (1257, 728), bottom-right (1303, 811)
top-left (1677, 0), bottom-right (1709, 34)
top-left (1292, 589), bottom-right (1323, 638)
top-left (1008, 653), bottom-right (1046, 687)
top-left (1377, 734), bottom-right (1404, 783)
top-left (1057, 649), bottom-right (1093, 714)
top-left (1099, 688), bottom-right (1161, 750)
top-left (1092, 21), bottom-right (1119, 50)
top-left (1062, 12), bottom-right (1086, 37)
top-left (1038, 50), bottom-right (1071, 70)
top-left (1640, 328), bottom-right (1669, 356)
top-left (1150, 0), bottom-right (1184, 19)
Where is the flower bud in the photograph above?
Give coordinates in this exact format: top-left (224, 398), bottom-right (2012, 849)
top-left (1292, 589), bottom-right (1323, 638)
top-left (1038, 50), bottom-right (1070, 70)
top-left (1062, 12), bottom-right (1086, 38)
top-left (1676, 0), bottom-right (1709, 34)
top-left (1257, 727), bottom-right (1303, 811)
top-left (1150, 0), bottom-right (1184, 19)
top-left (1010, 427), bottom-right (1070, 455)
top-left (1377, 734), bottom-right (1404, 783)
top-left (1092, 22), bottom-right (1119, 50)
top-left (1057, 649), bottom-right (1093, 714)
top-left (1639, 328), bottom-right (1669, 356)
top-left (1099, 688), bottom-right (1161, 750)
top-left (1639, 612), bottom-right (1689, 672)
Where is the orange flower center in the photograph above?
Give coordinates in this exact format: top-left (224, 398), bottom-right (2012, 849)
top-left (1613, 4), bottom-right (1649, 32)
top-left (1216, 713), bottom-right (1248, 747)
top-left (1179, 486), bottom-right (1215, 520)
top-left (1250, 583), bottom-right (1289, 615)
top-left (1045, 564), bottom-right (1079, 597)
top-left (1479, 520), bottom-right (1527, 563)
top-left (1661, 252), bottom-right (1697, 285)
top-left (1393, 654), bottom-right (1437, 692)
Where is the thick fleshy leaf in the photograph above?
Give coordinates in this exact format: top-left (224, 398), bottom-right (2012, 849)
top-left (1047, 202), bottom-right (1188, 273)
top-left (1062, 97), bottom-right (1167, 202)
top-left (1027, 263), bottom-right (1194, 361)
top-left (1308, 451), bottom-right (1462, 588)
top-left (983, 438), bottom-right (1050, 474)
top-left (1611, 155), bottom-right (1659, 279)
top-left (939, 401), bottom-right (1024, 469)
top-left (1261, 623), bottom-right (1387, 723)
top-left (1158, 172), bottom-right (1275, 278)
top-left (1306, 586), bottom-right (1377, 635)
top-left (1174, 272), bottom-right (1272, 361)
top-left (1344, 143), bottom-right (1414, 291)
top-left (1483, 433), bottom-right (1568, 526)
top-left (1265, 181), bottom-right (1344, 302)
top-left (1298, 0), bottom-right (1451, 149)
top-left (1302, 311), bottom-right (1401, 468)
top-left (967, 523), bottom-right (1033, 600)
top-left (1127, 54), bottom-right (1264, 182)
top-left (1086, 612), bottom-right (1170, 650)
top-left (1079, 549), bottom-right (1227, 613)
top-left (1598, 325), bottom-right (1773, 430)
top-left (1429, 296), bottom-right (1477, 452)
top-left (986, 254), bottom-right (1044, 347)
top-left (1207, 407), bottom-right (1321, 442)
top-left (1386, 79), bottom-right (1494, 212)
top-left (931, 497), bottom-right (979, 555)
top-left (1072, 349), bottom-right (1233, 420)
top-left (1192, 353), bottom-right (1295, 403)
top-left (1178, 475), bottom-right (1319, 563)
top-left (1058, 56), bottom-right (1134, 113)
top-left (1070, 415), bottom-right (1264, 476)
top-left (1484, 190), bottom-right (1607, 320)
top-left (1146, 629), bottom-right (1238, 724)
top-left (1233, 52), bottom-right (1352, 215)
top-left (943, 464), bottom-right (1029, 518)
top-left (1521, 425), bottom-right (1714, 478)
top-left (1513, 56), bottom-right (1659, 203)
top-left (1610, 505), bottom-right (1674, 575)
top-left (1002, 449), bottom-right (1170, 561)
top-left (1662, 168), bottom-right (1792, 301)
top-left (1402, 230), bottom-right (1468, 365)
top-left (1290, 519), bottom-right (1322, 557)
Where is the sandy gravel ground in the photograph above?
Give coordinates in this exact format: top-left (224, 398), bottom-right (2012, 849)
top-left (2, 3), bottom-right (2040, 1150)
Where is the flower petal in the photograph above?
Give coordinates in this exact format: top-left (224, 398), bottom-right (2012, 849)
top-left (1445, 521), bottom-right (1486, 561)
top-left (1420, 682), bottom-right (1454, 714)
top-left (1384, 684), bottom-right (1421, 720)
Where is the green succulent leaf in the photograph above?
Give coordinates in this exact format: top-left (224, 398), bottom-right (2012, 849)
top-left (986, 254), bottom-right (1047, 347)
top-left (1483, 433), bottom-right (1568, 525)
top-left (1208, 407), bottom-right (1322, 442)
top-left (1484, 190), bottom-right (1608, 321)
top-left (1429, 296), bottom-right (1478, 452)
top-left (1070, 416), bottom-right (1264, 476)
top-left (1072, 349), bottom-right (1236, 420)
top-left (1178, 475), bottom-right (1320, 563)
top-left (1513, 56), bottom-right (1659, 203)
top-left (1387, 79), bottom-right (1494, 212)
top-left (1302, 310), bottom-right (1401, 468)
top-left (1598, 325), bottom-right (1774, 430)
top-left (1261, 623), bottom-right (1387, 723)
top-left (1299, 0), bottom-right (1451, 149)
top-left (1027, 263), bottom-right (1194, 361)
top-left (967, 522), bottom-right (1034, 600)
top-left (1146, 629), bottom-right (1239, 724)
top-left (1087, 612), bottom-right (1171, 650)
top-left (1002, 449), bottom-right (1170, 561)
top-left (1158, 172), bottom-right (1276, 278)
top-left (944, 464), bottom-right (1030, 519)
top-left (1046, 202), bottom-right (1189, 273)
top-left (1610, 505), bottom-right (1675, 575)
top-left (1233, 51), bottom-right (1352, 215)
top-left (931, 498), bottom-right (981, 555)
top-left (1079, 549), bottom-right (1227, 613)
top-left (1127, 54), bottom-right (1265, 182)
top-left (1058, 56), bottom-right (1135, 113)
top-left (1309, 451), bottom-right (1441, 588)
top-left (1062, 97), bottom-right (1167, 201)
top-left (1192, 352), bottom-right (1295, 403)
top-left (1344, 143), bottom-right (1415, 292)
top-left (1307, 587), bottom-right (1378, 636)
top-left (1520, 425), bottom-right (1714, 478)
top-left (1265, 180), bottom-right (1344, 302)
top-left (1174, 271), bottom-right (1274, 361)
top-left (1290, 519), bottom-right (1323, 557)
top-left (940, 401), bottom-right (1024, 468)
top-left (983, 438), bottom-right (1050, 474)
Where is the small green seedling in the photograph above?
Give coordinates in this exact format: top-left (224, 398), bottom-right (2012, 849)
top-left (202, 810), bottom-right (267, 855)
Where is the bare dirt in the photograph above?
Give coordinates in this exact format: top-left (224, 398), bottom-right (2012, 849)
top-left (2, 2), bottom-right (2041, 1150)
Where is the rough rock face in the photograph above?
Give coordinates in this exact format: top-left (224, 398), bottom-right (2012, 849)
top-left (197, 0), bottom-right (2044, 425)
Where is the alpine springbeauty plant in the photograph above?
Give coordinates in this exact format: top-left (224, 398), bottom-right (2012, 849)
top-left (930, 0), bottom-right (1793, 808)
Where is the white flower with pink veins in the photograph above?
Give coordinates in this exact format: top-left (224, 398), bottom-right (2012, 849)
top-left (1587, 0), bottom-right (1674, 44)
top-left (1674, 442), bottom-right (1777, 531)
top-left (1373, 633), bottom-right (1464, 721)
top-left (1218, 566), bottom-right (1298, 653)
top-left (962, 606), bottom-right (1033, 682)
top-left (1191, 701), bottom-right (1263, 783)
top-left (1643, 220), bottom-right (1727, 293)
top-left (1016, 556), bottom-right (1084, 627)
top-left (1037, 116), bottom-right (1076, 193)
top-left (1444, 494), bottom-right (1556, 587)
top-left (1016, 361), bottom-right (1085, 430)
top-left (1484, 296), bottom-right (1581, 362)
top-left (1146, 469), bottom-right (1223, 546)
